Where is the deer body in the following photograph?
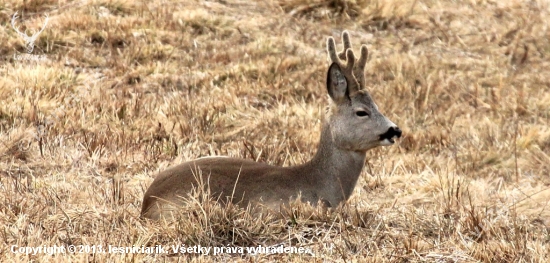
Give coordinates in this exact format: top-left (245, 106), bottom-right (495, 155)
top-left (141, 31), bottom-right (402, 220)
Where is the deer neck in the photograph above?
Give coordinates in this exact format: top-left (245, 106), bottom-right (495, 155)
top-left (298, 122), bottom-right (367, 205)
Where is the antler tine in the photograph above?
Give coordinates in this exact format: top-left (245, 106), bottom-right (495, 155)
top-left (354, 45), bottom-right (369, 88)
top-left (337, 31), bottom-right (352, 60)
top-left (345, 49), bottom-right (356, 70)
top-left (11, 12), bottom-right (21, 31)
top-left (343, 48), bottom-right (359, 93)
top-left (11, 11), bottom-right (19, 25)
top-left (327, 37), bottom-right (341, 65)
top-left (357, 45), bottom-right (368, 70)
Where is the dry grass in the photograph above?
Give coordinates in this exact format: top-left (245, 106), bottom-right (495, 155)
top-left (1, 0), bottom-right (549, 261)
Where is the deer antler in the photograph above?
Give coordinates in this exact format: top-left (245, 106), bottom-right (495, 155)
top-left (11, 12), bottom-right (29, 39)
top-left (327, 34), bottom-right (358, 94)
top-left (327, 31), bottom-right (369, 90)
top-left (11, 12), bottom-right (49, 53)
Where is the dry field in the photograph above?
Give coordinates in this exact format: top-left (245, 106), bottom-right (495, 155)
top-left (1, 0), bottom-right (550, 262)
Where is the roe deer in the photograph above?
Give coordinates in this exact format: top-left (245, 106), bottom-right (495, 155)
top-left (141, 31), bottom-right (402, 220)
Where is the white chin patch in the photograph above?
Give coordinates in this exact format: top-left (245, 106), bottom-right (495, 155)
top-left (379, 138), bottom-right (395, 146)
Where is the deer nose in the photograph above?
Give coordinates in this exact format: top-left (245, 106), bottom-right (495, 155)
top-left (380, 126), bottom-right (402, 141)
top-left (388, 126), bottom-right (402, 138)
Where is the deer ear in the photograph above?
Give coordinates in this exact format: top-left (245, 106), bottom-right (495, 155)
top-left (326, 63), bottom-right (349, 103)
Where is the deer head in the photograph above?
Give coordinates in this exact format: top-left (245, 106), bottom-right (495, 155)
top-left (325, 31), bottom-right (402, 151)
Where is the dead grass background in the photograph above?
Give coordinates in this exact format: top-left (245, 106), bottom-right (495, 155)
top-left (1, 0), bottom-right (549, 262)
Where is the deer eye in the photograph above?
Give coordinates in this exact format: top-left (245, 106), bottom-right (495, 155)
top-left (355, 110), bottom-right (369, 117)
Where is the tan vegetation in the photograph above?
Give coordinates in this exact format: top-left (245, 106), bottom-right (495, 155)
top-left (1, 0), bottom-right (549, 261)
